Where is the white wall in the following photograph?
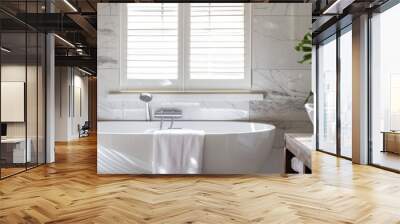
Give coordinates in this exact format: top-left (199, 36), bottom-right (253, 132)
top-left (55, 67), bottom-right (89, 141)
top-left (1, 65), bottom-right (39, 137)
top-left (1, 63), bottom-right (46, 164)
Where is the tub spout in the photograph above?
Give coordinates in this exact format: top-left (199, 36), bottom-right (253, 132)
top-left (145, 102), bottom-right (152, 121)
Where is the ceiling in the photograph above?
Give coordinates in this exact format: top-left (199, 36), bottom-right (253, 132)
top-left (0, 0), bottom-right (392, 74)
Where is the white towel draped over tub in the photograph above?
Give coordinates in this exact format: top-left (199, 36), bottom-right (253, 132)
top-left (152, 129), bottom-right (205, 174)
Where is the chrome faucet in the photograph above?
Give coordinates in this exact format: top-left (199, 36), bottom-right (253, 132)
top-left (139, 93), bottom-right (153, 121)
top-left (154, 108), bottom-right (183, 129)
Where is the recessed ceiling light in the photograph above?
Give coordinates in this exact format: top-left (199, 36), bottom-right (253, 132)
top-left (1, 47), bottom-right (11, 53)
top-left (63, 0), bottom-right (78, 12)
top-left (78, 67), bottom-right (93, 76)
top-left (323, 0), bottom-right (355, 15)
top-left (54, 34), bottom-right (75, 48)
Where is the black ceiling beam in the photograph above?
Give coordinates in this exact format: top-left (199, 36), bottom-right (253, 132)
top-left (312, 0), bottom-right (383, 43)
top-left (86, 0), bottom-right (97, 12)
top-left (98, 0), bottom-right (307, 2)
top-left (0, 18), bottom-right (28, 31)
top-left (55, 55), bottom-right (96, 70)
top-left (14, 13), bottom-right (84, 32)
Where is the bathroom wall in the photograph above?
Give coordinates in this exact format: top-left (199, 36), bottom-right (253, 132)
top-left (249, 4), bottom-right (313, 162)
top-left (97, 3), bottom-right (312, 164)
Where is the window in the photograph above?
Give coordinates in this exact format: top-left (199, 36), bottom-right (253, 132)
top-left (370, 3), bottom-right (400, 171)
top-left (126, 4), bottom-right (178, 80)
top-left (121, 3), bottom-right (251, 90)
top-left (316, 27), bottom-right (352, 159)
top-left (339, 28), bottom-right (352, 158)
top-left (317, 36), bottom-right (337, 155)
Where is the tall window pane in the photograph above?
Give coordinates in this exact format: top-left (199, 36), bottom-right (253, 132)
top-left (371, 3), bottom-right (400, 171)
top-left (318, 37), bottom-right (337, 154)
top-left (189, 3), bottom-right (245, 80)
top-left (340, 29), bottom-right (352, 158)
top-left (126, 3), bottom-right (178, 80)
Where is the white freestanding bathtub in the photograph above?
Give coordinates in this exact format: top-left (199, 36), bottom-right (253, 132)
top-left (98, 121), bottom-right (275, 174)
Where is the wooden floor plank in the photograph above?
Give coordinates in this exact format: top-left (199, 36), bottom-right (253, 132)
top-left (0, 135), bottom-right (399, 223)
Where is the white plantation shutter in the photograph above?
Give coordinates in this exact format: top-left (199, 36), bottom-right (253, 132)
top-left (123, 3), bottom-right (250, 89)
top-left (126, 3), bottom-right (178, 80)
top-left (189, 3), bottom-right (246, 80)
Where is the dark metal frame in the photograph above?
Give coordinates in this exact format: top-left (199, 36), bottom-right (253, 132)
top-left (367, 0), bottom-right (400, 173)
top-left (315, 22), bottom-right (353, 161)
top-left (316, 0), bottom-right (400, 172)
top-left (336, 23), bottom-right (341, 158)
top-left (0, 0), bottom-right (47, 180)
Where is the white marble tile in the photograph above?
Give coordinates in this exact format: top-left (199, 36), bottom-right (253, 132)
top-left (98, 99), bottom-right (124, 120)
top-left (110, 3), bottom-right (122, 16)
top-left (97, 68), bottom-right (120, 98)
top-left (252, 37), bottom-right (308, 70)
top-left (252, 15), bottom-right (311, 42)
top-left (252, 69), bottom-right (311, 98)
top-left (150, 100), bottom-right (250, 120)
top-left (97, 30), bottom-right (119, 49)
top-left (249, 96), bottom-right (309, 121)
top-left (253, 3), bottom-right (311, 16)
top-left (98, 47), bottom-right (120, 69)
top-left (97, 15), bottom-right (120, 49)
top-left (122, 108), bottom-right (145, 120)
top-left (97, 3), bottom-right (111, 16)
top-left (251, 12), bottom-right (311, 70)
top-left (98, 15), bottom-right (120, 31)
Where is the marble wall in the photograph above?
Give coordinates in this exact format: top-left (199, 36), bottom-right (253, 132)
top-left (97, 3), bottom-right (312, 159)
top-left (249, 3), bottom-right (313, 152)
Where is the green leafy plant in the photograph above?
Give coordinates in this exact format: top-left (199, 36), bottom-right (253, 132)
top-left (304, 91), bottom-right (313, 104)
top-left (295, 32), bottom-right (312, 64)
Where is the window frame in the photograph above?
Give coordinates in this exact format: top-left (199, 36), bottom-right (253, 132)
top-left (120, 3), bottom-right (252, 91)
top-left (120, 3), bottom-right (182, 90)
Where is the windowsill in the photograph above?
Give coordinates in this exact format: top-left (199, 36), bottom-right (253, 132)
top-left (111, 89), bottom-right (264, 94)
top-left (108, 90), bottom-right (266, 101)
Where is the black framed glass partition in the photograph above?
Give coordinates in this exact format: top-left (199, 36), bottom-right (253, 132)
top-left (0, 30), bottom-right (28, 177)
top-left (370, 2), bottom-right (400, 171)
top-left (0, 1), bottom-right (47, 179)
top-left (316, 26), bottom-right (353, 159)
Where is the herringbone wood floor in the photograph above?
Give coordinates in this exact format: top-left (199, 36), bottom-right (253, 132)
top-left (1, 135), bottom-right (400, 224)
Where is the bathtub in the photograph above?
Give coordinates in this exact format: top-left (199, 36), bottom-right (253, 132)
top-left (98, 121), bottom-right (275, 174)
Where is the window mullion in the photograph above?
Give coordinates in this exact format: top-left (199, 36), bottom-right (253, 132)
top-left (178, 3), bottom-right (189, 91)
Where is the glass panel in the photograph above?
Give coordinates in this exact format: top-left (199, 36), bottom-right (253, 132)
top-left (26, 0), bottom-right (38, 169)
top-left (371, 3), bottom-right (400, 171)
top-left (27, 30), bottom-right (38, 169)
top-left (340, 29), bottom-right (352, 158)
top-left (318, 37), bottom-right (337, 154)
top-left (38, 32), bottom-right (46, 165)
top-left (1, 30), bottom-right (27, 177)
top-left (0, 1), bottom-right (46, 179)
